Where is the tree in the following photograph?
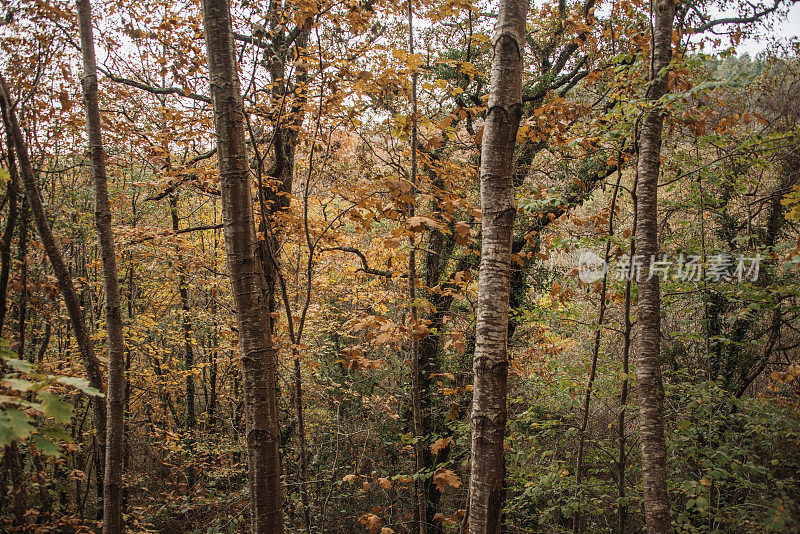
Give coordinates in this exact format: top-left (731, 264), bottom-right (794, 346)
top-left (634, 0), bottom-right (675, 532)
top-left (0, 72), bottom-right (108, 507)
top-left (468, 0), bottom-right (528, 532)
top-left (75, 0), bottom-right (127, 529)
top-left (199, 0), bottom-right (284, 532)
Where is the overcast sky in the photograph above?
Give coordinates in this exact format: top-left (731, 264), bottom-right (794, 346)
top-left (727, 2), bottom-right (800, 56)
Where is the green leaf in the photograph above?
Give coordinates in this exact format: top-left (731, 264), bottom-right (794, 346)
top-left (56, 376), bottom-right (104, 397)
top-left (41, 426), bottom-right (72, 442)
top-left (1, 378), bottom-right (39, 392)
top-left (32, 434), bottom-right (62, 457)
top-left (0, 394), bottom-right (41, 410)
top-left (37, 391), bottom-right (73, 425)
top-left (3, 358), bottom-right (33, 373)
top-left (0, 408), bottom-right (35, 446)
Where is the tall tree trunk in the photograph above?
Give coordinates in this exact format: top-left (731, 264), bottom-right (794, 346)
top-left (618, 169), bottom-right (637, 534)
top-left (169, 193), bottom-right (196, 490)
top-left (209, 229), bottom-right (218, 432)
top-left (0, 74), bottom-right (108, 502)
top-left (6, 441), bottom-right (26, 527)
top-left (16, 200), bottom-right (28, 360)
top-left (468, 1), bottom-right (527, 532)
top-left (634, 1), bottom-right (675, 532)
top-left (199, 1), bottom-right (284, 532)
top-left (407, 4), bottom-right (427, 533)
top-left (573, 170), bottom-right (622, 534)
top-left (0, 133), bottom-right (19, 336)
top-left (76, 0), bottom-right (127, 529)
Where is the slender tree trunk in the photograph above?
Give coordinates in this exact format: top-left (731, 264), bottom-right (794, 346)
top-left (6, 441), bottom-right (26, 527)
top-left (468, 1), bottom-right (527, 532)
top-left (634, 1), bottom-right (675, 532)
top-left (31, 446), bottom-right (52, 517)
top-left (0, 133), bottom-right (19, 336)
top-left (75, 0), bottom-right (127, 529)
top-left (0, 74), bottom-right (108, 500)
top-left (169, 193), bottom-right (196, 489)
top-left (407, 4), bottom-right (428, 533)
top-left (200, 1), bottom-right (284, 532)
top-left (618, 168), bottom-right (637, 534)
top-left (573, 171), bottom-right (622, 534)
top-left (208, 205), bottom-right (219, 432)
top-left (36, 321), bottom-right (51, 363)
top-left (291, 346), bottom-right (311, 532)
top-left (16, 201), bottom-right (28, 360)
top-left (209, 269), bottom-right (218, 430)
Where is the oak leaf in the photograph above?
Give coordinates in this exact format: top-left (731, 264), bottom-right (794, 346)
top-left (430, 437), bottom-right (450, 455)
top-left (432, 468), bottom-right (461, 491)
top-left (359, 513), bottom-right (382, 534)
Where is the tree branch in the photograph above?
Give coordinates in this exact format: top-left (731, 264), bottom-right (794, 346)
top-left (325, 246), bottom-right (397, 278)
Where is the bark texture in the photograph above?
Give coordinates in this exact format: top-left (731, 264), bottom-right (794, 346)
top-left (634, 1), bottom-right (675, 532)
top-left (76, 0), bottom-right (127, 529)
top-left (468, 1), bottom-right (527, 532)
top-left (200, 1), bottom-right (284, 532)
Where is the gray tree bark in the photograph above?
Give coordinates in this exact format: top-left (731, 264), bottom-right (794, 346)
top-left (200, 0), bottom-right (284, 532)
top-left (75, 0), bottom-right (127, 530)
top-left (634, 1), bottom-right (675, 532)
top-left (468, 1), bottom-right (528, 532)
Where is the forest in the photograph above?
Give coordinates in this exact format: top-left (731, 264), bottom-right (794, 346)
top-left (0, 0), bottom-right (799, 532)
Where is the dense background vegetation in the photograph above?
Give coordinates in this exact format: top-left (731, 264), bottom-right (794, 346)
top-left (0, 0), bottom-right (799, 532)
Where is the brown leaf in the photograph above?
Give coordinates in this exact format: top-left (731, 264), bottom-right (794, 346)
top-left (359, 513), bottom-right (382, 534)
top-left (432, 468), bottom-right (461, 491)
top-left (446, 403), bottom-right (461, 421)
top-left (453, 221), bottom-right (471, 245)
top-left (407, 216), bottom-right (436, 232)
top-left (430, 437), bottom-right (450, 456)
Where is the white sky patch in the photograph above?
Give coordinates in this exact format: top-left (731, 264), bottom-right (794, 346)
top-left (736, 2), bottom-right (800, 55)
